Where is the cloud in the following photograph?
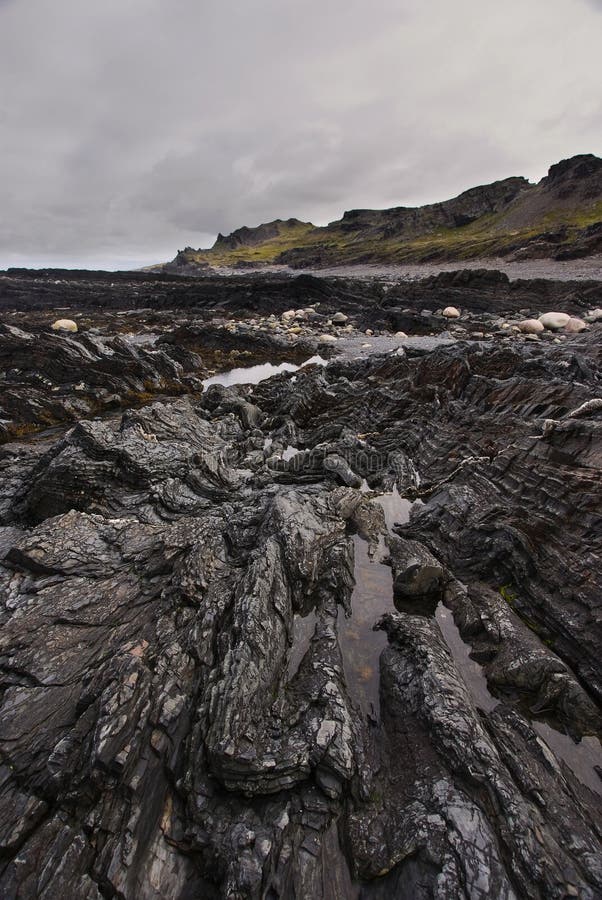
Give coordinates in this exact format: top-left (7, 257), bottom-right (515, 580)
top-left (0, 0), bottom-right (601, 267)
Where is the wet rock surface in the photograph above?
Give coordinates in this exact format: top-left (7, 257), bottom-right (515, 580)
top-left (0, 271), bottom-right (601, 898)
top-left (3, 266), bottom-right (602, 442)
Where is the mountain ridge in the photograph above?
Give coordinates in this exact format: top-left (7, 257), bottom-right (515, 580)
top-left (166, 154), bottom-right (602, 270)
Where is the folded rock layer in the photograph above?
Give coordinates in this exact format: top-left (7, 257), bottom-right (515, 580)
top-left (0, 307), bottom-right (601, 898)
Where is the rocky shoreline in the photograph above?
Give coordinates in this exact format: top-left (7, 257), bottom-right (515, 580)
top-left (0, 268), bottom-right (601, 898)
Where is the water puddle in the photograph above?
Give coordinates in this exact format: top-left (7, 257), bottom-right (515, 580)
top-left (434, 604), bottom-right (498, 712)
top-left (533, 722), bottom-right (602, 796)
top-left (338, 536), bottom-right (392, 720)
top-left (336, 485), bottom-right (602, 797)
top-left (373, 486), bottom-right (413, 532)
top-left (202, 354), bottom-right (327, 389)
top-left (121, 332), bottom-right (159, 346)
top-left (434, 605), bottom-right (602, 796)
top-left (264, 443), bottom-right (300, 465)
top-left (337, 488), bottom-right (413, 720)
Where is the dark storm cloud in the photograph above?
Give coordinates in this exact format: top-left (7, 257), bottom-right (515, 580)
top-left (1, 0), bottom-right (601, 268)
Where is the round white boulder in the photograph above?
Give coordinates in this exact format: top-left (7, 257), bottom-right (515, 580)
top-left (538, 312), bottom-right (570, 331)
top-left (331, 312), bottom-right (348, 324)
top-left (442, 306), bottom-right (460, 318)
top-left (51, 318), bottom-right (78, 332)
top-left (395, 331), bottom-right (408, 338)
top-left (564, 317), bottom-right (588, 333)
top-left (319, 334), bottom-right (337, 344)
top-left (518, 319), bottom-right (544, 334)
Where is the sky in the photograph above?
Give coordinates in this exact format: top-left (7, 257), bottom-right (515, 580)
top-left (1, 0), bottom-right (601, 270)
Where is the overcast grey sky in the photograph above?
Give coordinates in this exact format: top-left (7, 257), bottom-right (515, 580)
top-left (1, 0), bottom-right (601, 269)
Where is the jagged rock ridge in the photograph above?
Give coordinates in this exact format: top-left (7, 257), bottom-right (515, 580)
top-left (169, 153), bottom-right (602, 269)
top-left (0, 292), bottom-right (601, 897)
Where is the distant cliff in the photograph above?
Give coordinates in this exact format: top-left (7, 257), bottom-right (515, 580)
top-left (166, 154), bottom-right (602, 270)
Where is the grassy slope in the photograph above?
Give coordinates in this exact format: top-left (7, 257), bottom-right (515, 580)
top-left (180, 198), bottom-right (602, 268)
top-left (187, 220), bottom-right (316, 265)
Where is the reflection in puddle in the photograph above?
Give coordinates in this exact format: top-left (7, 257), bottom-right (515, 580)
top-left (202, 355), bottom-right (327, 389)
top-left (338, 537), bottom-right (391, 720)
top-left (339, 486), bottom-right (602, 797)
top-left (533, 722), bottom-right (602, 797)
top-left (121, 332), bottom-right (159, 346)
top-left (283, 464), bottom-right (602, 800)
top-left (434, 606), bottom-right (602, 796)
top-left (373, 486), bottom-right (413, 532)
top-left (435, 604), bottom-right (498, 712)
top-left (203, 361), bottom-right (298, 388)
top-left (338, 489), bottom-right (413, 720)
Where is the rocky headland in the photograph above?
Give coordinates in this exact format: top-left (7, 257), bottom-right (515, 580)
top-left (166, 154), bottom-right (602, 271)
top-left (0, 265), bottom-right (601, 898)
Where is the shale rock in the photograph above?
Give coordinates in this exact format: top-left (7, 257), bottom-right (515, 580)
top-left (0, 323), bottom-right (203, 441)
top-left (0, 284), bottom-right (601, 899)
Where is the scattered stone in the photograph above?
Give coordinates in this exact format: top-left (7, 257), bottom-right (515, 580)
top-left (585, 308), bottom-right (602, 323)
top-left (518, 319), bottom-right (545, 334)
top-left (331, 312), bottom-right (348, 324)
top-left (51, 318), bottom-right (78, 332)
top-left (538, 312), bottom-right (570, 331)
top-left (564, 317), bottom-right (588, 333)
top-left (442, 306), bottom-right (460, 318)
top-left (319, 334), bottom-right (337, 344)
top-left (1, 268), bottom-right (602, 899)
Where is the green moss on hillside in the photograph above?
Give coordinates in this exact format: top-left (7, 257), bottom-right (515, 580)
top-left (175, 197), bottom-right (602, 269)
